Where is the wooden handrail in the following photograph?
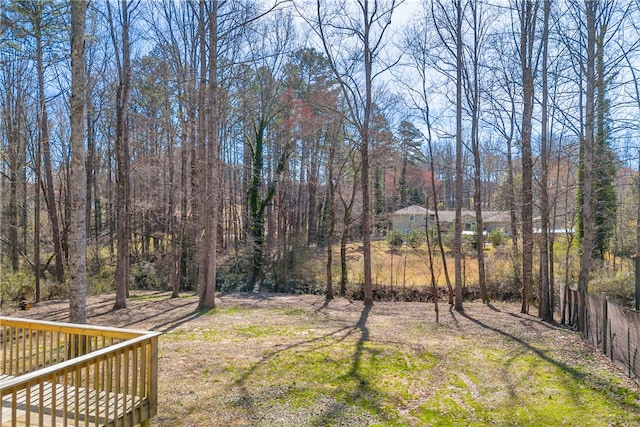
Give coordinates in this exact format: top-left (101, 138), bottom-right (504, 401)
top-left (0, 317), bottom-right (159, 427)
top-left (0, 333), bottom-right (159, 390)
top-left (0, 316), bottom-right (151, 340)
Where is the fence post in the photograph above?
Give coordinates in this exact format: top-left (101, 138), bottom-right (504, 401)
top-left (602, 293), bottom-right (607, 355)
top-left (634, 255), bottom-right (640, 311)
top-left (628, 326), bottom-right (632, 378)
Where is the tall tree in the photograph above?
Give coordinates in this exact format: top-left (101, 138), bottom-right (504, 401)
top-left (465, 0), bottom-right (489, 304)
top-left (8, 0), bottom-right (66, 283)
top-left (68, 0), bottom-right (87, 324)
top-left (401, 11), bottom-right (454, 304)
top-left (196, 0), bottom-right (218, 309)
top-left (430, 0), bottom-right (466, 310)
top-left (515, 0), bottom-right (538, 314)
top-left (485, 25), bottom-right (522, 305)
top-left (306, 0), bottom-right (399, 307)
top-left (107, 0), bottom-right (133, 310)
top-left (591, 3), bottom-right (618, 262)
top-left (0, 53), bottom-right (29, 274)
top-left (538, 0), bottom-right (552, 322)
top-left (243, 10), bottom-right (295, 290)
top-left (577, 0), bottom-right (597, 332)
top-left (453, 0), bottom-right (464, 311)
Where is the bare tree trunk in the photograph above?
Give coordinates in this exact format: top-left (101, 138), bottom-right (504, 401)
top-left (539, 0), bottom-right (552, 322)
top-left (36, 12), bottom-right (65, 283)
top-left (108, 0), bottom-right (132, 310)
top-left (339, 174), bottom-right (358, 296)
top-left (506, 105), bottom-right (521, 298)
top-left (198, 0), bottom-right (218, 310)
top-left (361, 138), bottom-right (373, 306)
top-left (312, 0), bottom-right (398, 307)
top-left (519, 0), bottom-right (538, 315)
top-left (34, 116), bottom-right (42, 302)
top-left (469, 0), bottom-right (488, 304)
top-left (360, 0), bottom-right (375, 308)
top-left (454, 0), bottom-right (464, 311)
top-left (5, 87), bottom-right (20, 272)
top-left (326, 142), bottom-right (337, 301)
top-left (69, 0), bottom-right (88, 324)
top-left (425, 194), bottom-right (439, 322)
top-left (578, 0), bottom-right (597, 333)
top-left (404, 9), bottom-right (453, 304)
top-left (196, 0), bottom-right (209, 302)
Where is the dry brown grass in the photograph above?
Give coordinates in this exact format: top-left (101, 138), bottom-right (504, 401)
top-left (338, 241), bottom-right (486, 287)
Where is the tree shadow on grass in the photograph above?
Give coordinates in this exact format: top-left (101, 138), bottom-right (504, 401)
top-left (225, 304), bottom-right (392, 426)
top-left (228, 317), bottom-right (359, 422)
top-left (458, 309), bottom-right (640, 412)
top-left (309, 304), bottom-right (391, 426)
top-left (25, 297), bottom-right (114, 322)
top-left (487, 303), bottom-right (501, 312)
top-left (448, 304), bottom-right (460, 328)
top-left (145, 308), bottom-right (207, 333)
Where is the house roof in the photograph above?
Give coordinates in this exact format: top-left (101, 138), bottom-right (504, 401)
top-left (392, 206), bottom-right (511, 225)
top-left (483, 211), bottom-right (511, 223)
top-left (432, 210), bottom-right (510, 224)
top-left (393, 205), bottom-right (428, 215)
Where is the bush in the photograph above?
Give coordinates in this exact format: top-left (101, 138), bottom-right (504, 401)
top-left (406, 229), bottom-right (426, 249)
top-left (0, 269), bottom-right (35, 305)
top-left (488, 228), bottom-right (507, 247)
top-left (386, 230), bottom-right (405, 248)
top-left (88, 264), bottom-right (117, 295)
top-left (132, 261), bottom-right (163, 290)
top-left (589, 269), bottom-right (635, 308)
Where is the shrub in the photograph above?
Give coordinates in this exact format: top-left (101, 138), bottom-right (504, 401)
top-left (589, 269), bottom-right (635, 308)
top-left (88, 264), bottom-right (117, 295)
top-left (0, 269), bottom-right (35, 305)
top-left (386, 230), bottom-right (405, 248)
top-left (488, 228), bottom-right (507, 247)
top-left (132, 261), bottom-right (162, 290)
top-left (406, 229), bottom-right (426, 249)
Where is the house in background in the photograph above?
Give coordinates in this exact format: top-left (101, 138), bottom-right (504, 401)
top-left (391, 205), bottom-right (511, 235)
top-left (391, 205), bottom-right (428, 234)
top-left (482, 210), bottom-right (512, 233)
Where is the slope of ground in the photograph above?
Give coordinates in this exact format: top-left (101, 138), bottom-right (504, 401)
top-left (6, 292), bottom-right (640, 426)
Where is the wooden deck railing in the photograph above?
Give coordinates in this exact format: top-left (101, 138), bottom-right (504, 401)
top-left (0, 317), bottom-right (159, 427)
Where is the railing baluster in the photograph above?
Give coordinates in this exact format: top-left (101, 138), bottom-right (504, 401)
top-left (9, 326), bottom-right (14, 375)
top-left (51, 372), bottom-right (57, 427)
top-left (114, 351), bottom-right (120, 422)
top-left (94, 357), bottom-right (100, 426)
top-left (63, 370), bottom-right (69, 427)
top-left (39, 377), bottom-right (45, 426)
top-left (1, 317), bottom-right (159, 427)
top-left (132, 344), bottom-right (139, 425)
top-left (11, 390), bottom-right (17, 427)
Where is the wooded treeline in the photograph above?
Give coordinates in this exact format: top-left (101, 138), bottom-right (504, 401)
top-left (2, 0), bottom-right (640, 330)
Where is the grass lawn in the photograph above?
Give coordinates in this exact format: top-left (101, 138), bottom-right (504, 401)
top-left (9, 292), bottom-right (640, 426)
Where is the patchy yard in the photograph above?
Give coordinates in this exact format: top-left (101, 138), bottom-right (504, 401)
top-left (7, 292), bottom-right (640, 426)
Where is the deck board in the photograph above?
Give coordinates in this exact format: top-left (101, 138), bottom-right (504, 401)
top-left (1, 375), bottom-right (148, 427)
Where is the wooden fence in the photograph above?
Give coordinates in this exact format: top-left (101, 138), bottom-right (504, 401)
top-left (561, 288), bottom-right (640, 385)
top-left (0, 316), bottom-right (159, 427)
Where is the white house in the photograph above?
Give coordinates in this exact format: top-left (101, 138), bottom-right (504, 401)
top-left (391, 205), bottom-right (428, 234)
top-left (391, 206), bottom-right (511, 234)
